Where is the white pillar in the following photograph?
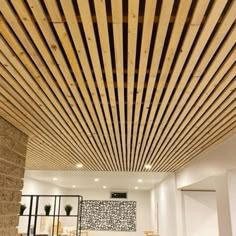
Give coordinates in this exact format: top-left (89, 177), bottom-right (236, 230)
top-left (227, 171), bottom-right (236, 236)
top-left (215, 174), bottom-right (232, 236)
top-left (175, 189), bottom-right (184, 236)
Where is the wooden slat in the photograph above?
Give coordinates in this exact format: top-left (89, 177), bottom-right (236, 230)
top-left (170, 122), bottom-right (236, 171)
top-left (0, 9), bottom-right (106, 168)
top-left (160, 90), bottom-right (236, 171)
top-left (138, 0), bottom-right (234, 169)
top-left (27, 144), bottom-right (72, 170)
top-left (156, 56), bottom-right (235, 168)
top-left (130, 0), bottom-right (158, 170)
top-left (135, 0), bottom-right (192, 170)
top-left (30, 0), bottom-right (113, 166)
top-left (36, 0), bottom-right (116, 169)
top-left (162, 104), bottom-right (236, 171)
top-left (16, 0), bottom-right (114, 170)
top-left (136, 0), bottom-right (210, 170)
top-left (61, 0), bottom-right (119, 168)
top-left (0, 105), bottom-right (81, 169)
top-left (111, 0), bottom-right (126, 169)
top-left (2, 11), bottom-right (220, 24)
top-left (27, 140), bottom-right (80, 170)
top-left (0, 86), bottom-right (96, 170)
top-left (127, 0), bottom-right (140, 171)
top-left (0, 0), bottom-right (234, 171)
top-left (76, 0), bottom-right (122, 170)
top-left (92, 0), bottom-right (122, 170)
top-left (146, 11), bottom-right (236, 168)
top-left (156, 86), bottom-right (235, 171)
top-left (0, 36), bottom-right (103, 170)
top-left (0, 71), bottom-right (97, 170)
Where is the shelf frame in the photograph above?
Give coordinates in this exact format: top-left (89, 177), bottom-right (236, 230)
top-left (20, 194), bottom-right (83, 236)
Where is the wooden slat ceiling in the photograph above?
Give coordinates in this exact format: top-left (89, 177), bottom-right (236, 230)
top-left (0, 0), bottom-right (235, 171)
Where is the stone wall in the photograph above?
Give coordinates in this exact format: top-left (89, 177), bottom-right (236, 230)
top-left (0, 117), bottom-right (28, 236)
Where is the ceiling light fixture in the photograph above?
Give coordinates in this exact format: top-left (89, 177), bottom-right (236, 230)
top-left (52, 177), bottom-right (58, 181)
top-left (138, 179), bottom-right (143, 183)
top-left (134, 186), bottom-right (139, 190)
top-left (103, 186), bottom-right (107, 189)
top-left (94, 178), bottom-right (100, 182)
top-left (76, 163), bottom-right (83, 168)
top-left (144, 164), bottom-right (152, 169)
top-left (72, 185), bottom-right (76, 188)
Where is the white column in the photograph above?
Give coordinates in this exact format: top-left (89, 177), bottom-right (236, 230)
top-left (175, 189), bottom-right (184, 236)
top-left (215, 174), bottom-right (232, 236)
top-left (227, 170), bottom-right (236, 236)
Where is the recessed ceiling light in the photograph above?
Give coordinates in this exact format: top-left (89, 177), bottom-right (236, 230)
top-left (72, 185), bottom-right (76, 188)
top-left (134, 186), bottom-right (139, 190)
top-left (144, 164), bottom-right (152, 169)
top-left (138, 179), bottom-right (143, 183)
top-left (103, 186), bottom-right (107, 189)
top-left (76, 163), bottom-right (83, 168)
top-left (53, 177), bottom-right (58, 181)
top-left (94, 178), bottom-right (100, 182)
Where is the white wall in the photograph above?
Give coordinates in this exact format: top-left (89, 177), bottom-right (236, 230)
top-left (20, 178), bottom-right (151, 236)
top-left (22, 177), bottom-right (63, 195)
top-left (176, 135), bottom-right (236, 236)
top-left (150, 175), bottom-right (220, 236)
top-left (182, 191), bottom-right (218, 236)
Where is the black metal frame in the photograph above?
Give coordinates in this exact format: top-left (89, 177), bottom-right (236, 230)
top-left (20, 194), bottom-right (83, 236)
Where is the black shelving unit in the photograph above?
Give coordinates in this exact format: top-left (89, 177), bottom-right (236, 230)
top-left (20, 195), bottom-right (83, 236)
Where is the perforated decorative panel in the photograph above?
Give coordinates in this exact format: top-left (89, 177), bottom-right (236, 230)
top-left (81, 200), bottom-right (136, 231)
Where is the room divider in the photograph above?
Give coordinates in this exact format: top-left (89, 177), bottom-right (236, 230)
top-left (19, 195), bottom-right (83, 236)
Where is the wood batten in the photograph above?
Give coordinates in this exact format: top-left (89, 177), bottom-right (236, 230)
top-left (127, 0), bottom-right (140, 171)
top-left (131, 0), bottom-right (158, 171)
top-left (0, 0), bottom-right (235, 171)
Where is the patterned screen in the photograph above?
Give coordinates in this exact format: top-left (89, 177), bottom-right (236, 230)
top-left (81, 200), bottom-right (136, 231)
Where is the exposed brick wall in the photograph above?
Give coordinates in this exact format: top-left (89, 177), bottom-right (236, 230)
top-left (0, 117), bottom-right (28, 236)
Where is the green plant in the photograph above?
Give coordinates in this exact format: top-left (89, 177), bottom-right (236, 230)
top-left (20, 204), bottom-right (27, 215)
top-left (44, 204), bottom-right (51, 216)
top-left (64, 204), bottom-right (73, 216)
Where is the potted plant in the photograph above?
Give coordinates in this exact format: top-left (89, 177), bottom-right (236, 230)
top-left (44, 204), bottom-right (51, 216)
top-left (64, 204), bottom-right (73, 216)
top-left (20, 204), bottom-right (27, 215)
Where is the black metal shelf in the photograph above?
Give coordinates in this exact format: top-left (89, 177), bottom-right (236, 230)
top-left (20, 194), bottom-right (83, 236)
top-left (20, 214), bottom-right (79, 217)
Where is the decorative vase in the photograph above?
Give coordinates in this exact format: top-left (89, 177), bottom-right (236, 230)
top-left (64, 205), bottom-right (73, 216)
top-left (66, 209), bottom-right (72, 216)
top-left (45, 209), bottom-right (50, 216)
top-left (44, 205), bottom-right (51, 216)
